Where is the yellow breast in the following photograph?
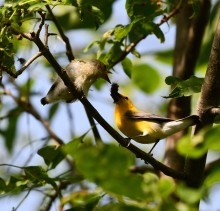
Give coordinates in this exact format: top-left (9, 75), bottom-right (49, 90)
top-left (115, 105), bottom-right (162, 144)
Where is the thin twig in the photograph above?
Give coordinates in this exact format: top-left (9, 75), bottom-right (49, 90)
top-left (129, 165), bottom-right (160, 175)
top-left (42, 9), bottom-right (101, 144)
top-left (46, 5), bottom-right (75, 61)
top-left (15, 10), bottom-right (186, 180)
top-left (111, 2), bottom-right (182, 67)
top-left (36, 11), bottom-right (46, 37)
top-left (15, 52), bottom-right (43, 77)
top-left (44, 24), bottom-right (49, 47)
top-left (3, 88), bottom-right (64, 146)
top-left (84, 106), bottom-right (102, 144)
top-left (40, 181), bottom-right (70, 211)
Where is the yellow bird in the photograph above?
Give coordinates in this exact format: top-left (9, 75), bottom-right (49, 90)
top-left (110, 83), bottom-right (199, 153)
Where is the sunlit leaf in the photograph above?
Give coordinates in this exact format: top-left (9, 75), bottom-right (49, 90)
top-left (69, 144), bottom-right (147, 200)
top-left (23, 166), bottom-right (58, 190)
top-left (114, 24), bottom-right (133, 42)
top-left (203, 125), bottom-right (220, 151)
top-left (177, 134), bottom-right (207, 158)
top-left (62, 190), bottom-right (103, 210)
top-left (158, 177), bottom-right (175, 197)
top-left (121, 57), bottom-right (132, 78)
top-left (132, 63), bottom-right (161, 93)
top-left (205, 165), bottom-right (220, 188)
top-left (176, 184), bottom-right (203, 204)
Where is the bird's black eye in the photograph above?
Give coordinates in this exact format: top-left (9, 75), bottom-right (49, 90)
top-left (125, 97), bottom-right (128, 100)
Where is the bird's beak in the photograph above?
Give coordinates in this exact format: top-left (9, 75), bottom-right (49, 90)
top-left (103, 72), bottom-right (111, 84)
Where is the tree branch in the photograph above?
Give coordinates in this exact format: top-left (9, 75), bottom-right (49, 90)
top-left (17, 21), bottom-right (186, 180)
top-left (44, 7), bottom-right (102, 143)
top-left (111, 2), bottom-right (182, 67)
top-left (84, 106), bottom-right (102, 144)
top-left (205, 158), bottom-right (220, 177)
top-left (185, 14), bottom-right (220, 188)
top-left (3, 88), bottom-right (64, 146)
top-left (46, 5), bottom-right (75, 61)
top-left (15, 52), bottom-right (43, 77)
top-left (164, 0), bottom-right (210, 173)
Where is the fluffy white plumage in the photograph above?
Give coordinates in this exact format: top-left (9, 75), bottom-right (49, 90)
top-left (41, 59), bottom-right (110, 105)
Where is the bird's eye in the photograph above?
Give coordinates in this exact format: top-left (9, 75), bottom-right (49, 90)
top-left (125, 97), bottom-right (128, 100)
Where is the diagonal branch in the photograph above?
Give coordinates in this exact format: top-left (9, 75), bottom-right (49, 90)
top-left (44, 7), bottom-right (102, 143)
top-left (111, 2), bottom-right (182, 67)
top-left (4, 88), bottom-right (64, 146)
top-left (21, 33), bottom-right (185, 179)
top-left (15, 10), bottom-right (187, 180)
top-left (46, 5), bottom-right (75, 61)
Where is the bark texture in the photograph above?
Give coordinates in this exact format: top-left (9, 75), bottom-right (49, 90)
top-left (164, 0), bottom-right (211, 172)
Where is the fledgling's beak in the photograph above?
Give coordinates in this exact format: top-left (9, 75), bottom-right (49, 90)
top-left (102, 71), bottom-right (111, 84)
top-left (110, 83), bottom-right (123, 103)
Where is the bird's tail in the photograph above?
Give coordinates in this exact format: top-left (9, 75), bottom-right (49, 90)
top-left (177, 115), bottom-right (200, 126)
top-left (162, 115), bottom-right (199, 137)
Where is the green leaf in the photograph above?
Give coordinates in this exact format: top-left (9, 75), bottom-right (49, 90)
top-left (114, 23), bottom-right (133, 42)
top-left (55, 0), bottom-right (115, 30)
top-left (62, 191), bottom-right (103, 211)
top-left (23, 166), bottom-right (58, 190)
top-left (205, 165), bottom-right (220, 188)
top-left (125, 0), bottom-right (161, 20)
top-left (164, 76), bottom-right (204, 98)
top-left (165, 76), bottom-right (181, 85)
top-left (0, 107), bottom-right (22, 152)
top-left (100, 203), bottom-right (146, 211)
top-left (70, 144), bottom-right (147, 200)
top-left (79, 5), bottom-right (105, 29)
top-left (158, 178), bottom-right (175, 198)
top-left (177, 131), bottom-right (208, 158)
top-left (176, 184), bottom-right (203, 204)
top-left (154, 49), bottom-right (173, 65)
top-left (38, 145), bottom-right (65, 169)
top-left (101, 42), bottom-right (123, 66)
top-left (5, 176), bottom-right (28, 194)
top-left (203, 125), bottom-right (220, 151)
top-left (121, 57), bottom-right (132, 78)
top-left (132, 63), bottom-right (161, 93)
top-left (0, 178), bottom-right (7, 193)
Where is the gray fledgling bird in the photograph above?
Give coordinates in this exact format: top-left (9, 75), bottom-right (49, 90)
top-left (41, 59), bottom-right (111, 105)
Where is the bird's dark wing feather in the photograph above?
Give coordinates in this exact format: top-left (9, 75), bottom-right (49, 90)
top-left (125, 111), bottom-right (174, 123)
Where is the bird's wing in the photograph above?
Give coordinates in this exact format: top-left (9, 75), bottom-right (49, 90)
top-left (125, 111), bottom-right (174, 123)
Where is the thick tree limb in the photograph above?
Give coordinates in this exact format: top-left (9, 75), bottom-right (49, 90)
top-left (185, 15), bottom-right (220, 188)
top-left (164, 0), bottom-right (211, 173)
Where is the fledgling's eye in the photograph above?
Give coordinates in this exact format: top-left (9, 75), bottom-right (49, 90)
top-left (125, 97), bottom-right (128, 100)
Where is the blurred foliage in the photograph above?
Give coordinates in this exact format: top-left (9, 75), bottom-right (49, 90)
top-left (164, 76), bottom-right (204, 98)
top-left (0, 0), bottom-right (220, 210)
